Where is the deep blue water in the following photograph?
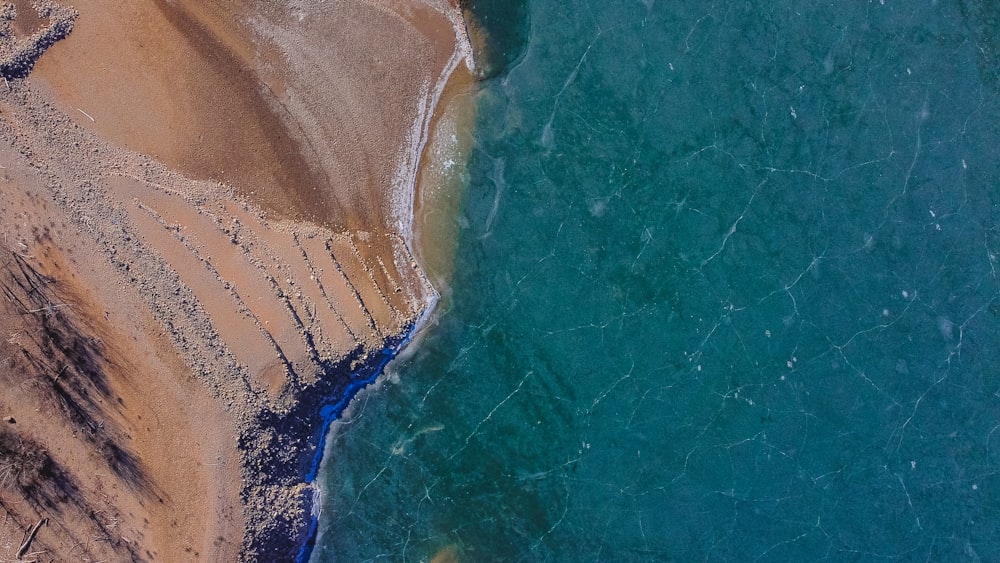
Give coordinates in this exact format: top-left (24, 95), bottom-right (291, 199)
top-left (314, 1), bottom-right (1000, 560)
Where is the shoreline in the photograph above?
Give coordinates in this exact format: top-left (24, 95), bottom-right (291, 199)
top-left (411, 63), bottom-right (479, 292)
top-left (293, 327), bottom-right (417, 563)
top-left (301, 4), bottom-right (480, 558)
top-left (0, 0), bottom-right (476, 560)
top-left (390, 1), bottom-right (478, 243)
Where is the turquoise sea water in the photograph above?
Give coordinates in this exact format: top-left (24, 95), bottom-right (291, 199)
top-left (314, 1), bottom-right (1000, 560)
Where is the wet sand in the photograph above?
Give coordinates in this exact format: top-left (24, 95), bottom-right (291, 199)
top-left (412, 63), bottom-right (479, 290)
top-left (0, 0), bottom-right (472, 560)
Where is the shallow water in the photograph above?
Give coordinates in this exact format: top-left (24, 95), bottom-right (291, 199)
top-left (314, 1), bottom-right (1000, 560)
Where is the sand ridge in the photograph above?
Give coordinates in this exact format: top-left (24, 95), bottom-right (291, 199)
top-left (0, 0), bottom-right (473, 560)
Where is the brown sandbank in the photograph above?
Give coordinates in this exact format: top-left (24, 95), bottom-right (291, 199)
top-left (0, 0), bottom-right (473, 560)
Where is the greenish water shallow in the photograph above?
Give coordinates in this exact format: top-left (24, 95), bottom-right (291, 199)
top-left (314, 1), bottom-right (1000, 560)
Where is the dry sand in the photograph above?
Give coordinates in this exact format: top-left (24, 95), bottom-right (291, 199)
top-left (0, 0), bottom-right (473, 560)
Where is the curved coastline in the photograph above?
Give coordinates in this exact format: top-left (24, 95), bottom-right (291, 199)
top-left (302, 8), bottom-right (480, 559)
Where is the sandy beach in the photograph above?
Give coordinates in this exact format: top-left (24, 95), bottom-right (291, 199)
top-left (0, 0), bottom-right (472, 560)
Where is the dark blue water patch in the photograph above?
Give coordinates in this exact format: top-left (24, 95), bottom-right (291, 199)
top-left (459, 0), bottom-right (530, 79)
top-left (315, 1), bottom-right (1000, 561)
top-left (306, 337), bottom-right (416, 483)
top-left (295, 327), bottom-right (420, 563)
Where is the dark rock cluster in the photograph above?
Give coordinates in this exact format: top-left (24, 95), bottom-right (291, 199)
top-left (0, 1), bottom-right (78, 79)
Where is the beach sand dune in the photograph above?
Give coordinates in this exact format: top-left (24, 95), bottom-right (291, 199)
top-left (0, 0), bottom-right (471, 560)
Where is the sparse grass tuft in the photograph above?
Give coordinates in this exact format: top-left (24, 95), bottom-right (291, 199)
top-left (0, 428), bottom-right (47, 493)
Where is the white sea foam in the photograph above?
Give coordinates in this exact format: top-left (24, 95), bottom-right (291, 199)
top-left (310, 484), bottom-right (322, 518)
top-left (390, 1), bottom-right (476, 250)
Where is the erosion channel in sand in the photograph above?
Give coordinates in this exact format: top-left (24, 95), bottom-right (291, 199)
top-left (0, 0), bottom-right (473, 561)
